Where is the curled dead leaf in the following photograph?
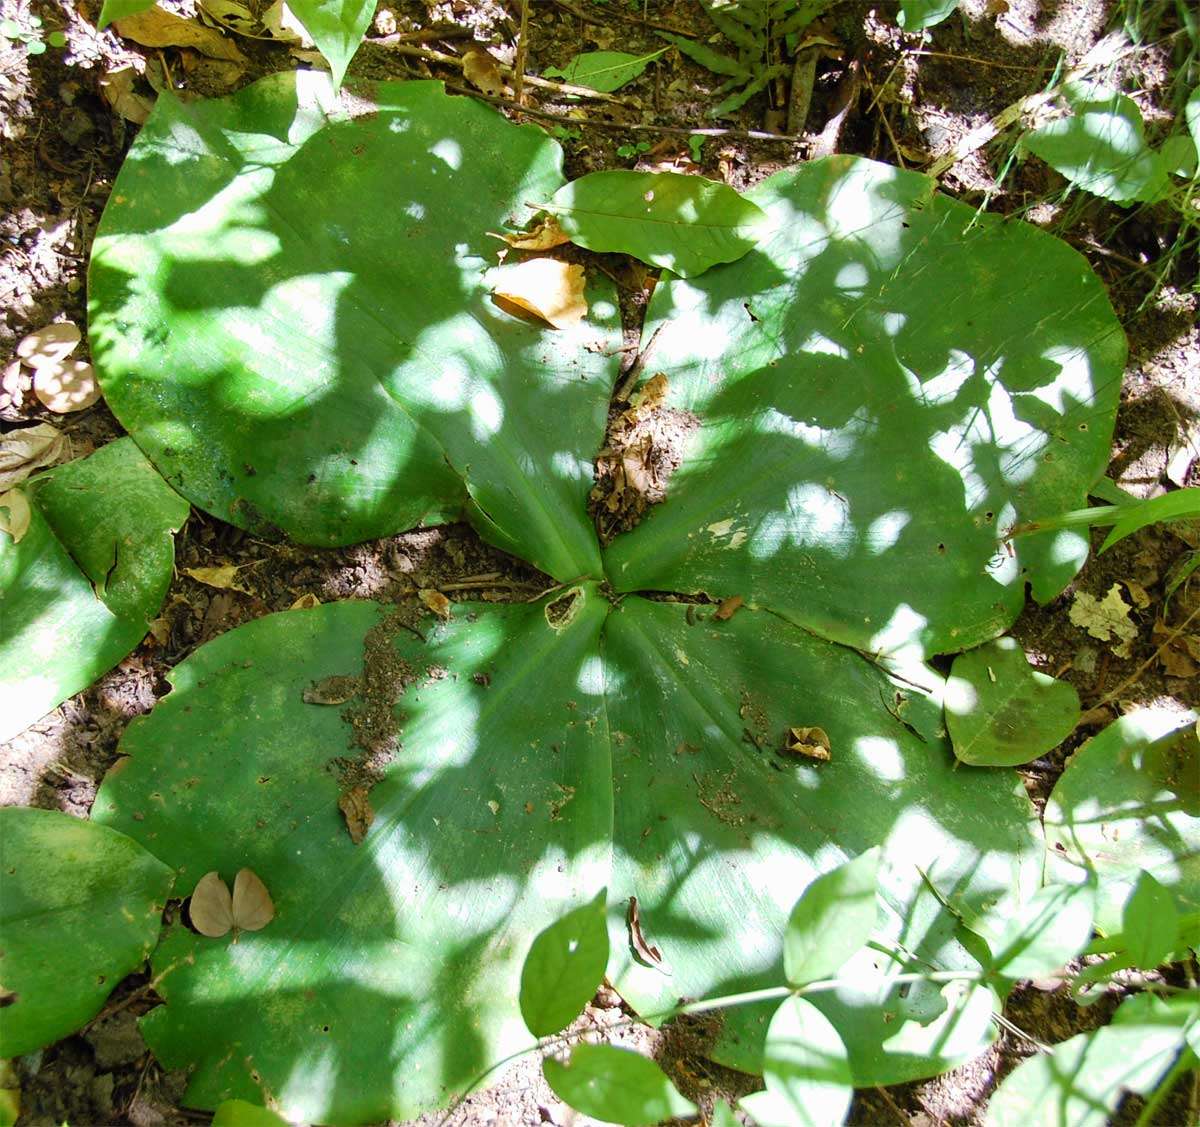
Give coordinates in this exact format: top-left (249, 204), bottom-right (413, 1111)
top-left (289, 592), bottom-right (321, 610)
top-left (0, 489), bottom-right (32, 544)
top-left (302, 675), bottom-right (359, 705)
top-left (462, 46), bottom-right (506, 97)
top-left (419, 588), bottom-right (452, 619)
top-left (1069, 584), bottom-right (1137, 658)
top-left (17, 323), bottom-right (80, 369)
top-left (114, 6), bottom-right (247, 62)
top-left (99, 68), bottom-right (156, 125)
top-left (499, 214), bottom-right (570, 251)
top-left (630, 373), bottom-right (668, 413)
top-left (338, 786), bottom-right (374, 844)
top-left (491, 258), bottom-right (587, 330)
top-left (33, 360), bottom-right (101, 414)
top-left (713, 595), bottom-right (744, 621)
top-left (0, 423), bottom-right (68, 491)
top-left (783, 725), bottom-right (831, 762)
top-left (627, 895), bottom-right (667, 970)
top-left (183, 562), bottom-right (260, 594)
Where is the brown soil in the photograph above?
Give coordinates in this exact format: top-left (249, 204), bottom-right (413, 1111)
top-left (2, 0), bottom-right (1198, 1124)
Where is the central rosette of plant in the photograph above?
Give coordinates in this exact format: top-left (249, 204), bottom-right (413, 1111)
top-left (84, 72), bottom-right (1124, 1124)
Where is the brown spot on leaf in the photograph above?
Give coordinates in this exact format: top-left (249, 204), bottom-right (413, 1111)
top-left (338, 786), bottom-right (374, 845)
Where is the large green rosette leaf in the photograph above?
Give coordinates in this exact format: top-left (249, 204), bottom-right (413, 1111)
top-left (95, 591), bottom-right (1040, 1120)
top-left (93, 594), bottom-right (613, 1124)
top-left (604, 156), bottom-right (1125, 658)
top-left (88, 73), bottom-right (620, 577)
top-left (603, 599), bottom-right (1039, 1083)
top-left (0, 807), bottom-right (174, 1057)
top-left (0, 438), bottom-right (189, 741)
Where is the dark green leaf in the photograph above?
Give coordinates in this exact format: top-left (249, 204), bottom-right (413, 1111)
top-left (543, 49), bottom-right (667, 93)
top-left (97, 0), bottom-right (155, 28)
top-left (739, 997), bottom-right (853, 1127)
top-left (657, 32), bottom-right (748, 78)
top-left (1121, 872), bottom-right (1180, 969)
top-left (544, 170), bottom-right (768, 276)
top-left (520, 890), bottom-right (610, 1036)
top-left (211, 1101), bottom-right (289, 1127)
top-left (1100, 487), bottom-right (1200, 551)
top-left (1160, 133), bottom-right (1198, 178)
top-left (784, 849), bottom-right (879, 986)
top-left (946, 638), bottom-right (1080, 767)
top-left (543, 1044), bottom-right (696, 1126)
top-left (285, 0), bottom-right (373, 88)
top-left (898, 0), bottom-right (959, 31)
top-left (0, 808), bottom-right (174, 1057)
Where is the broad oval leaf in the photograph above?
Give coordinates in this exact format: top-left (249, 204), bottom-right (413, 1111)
top-left (519, 889), bottom-right (610, 1037)
top-left (897, 0), bottom-right (959, 31)
top-left (542, 1044), bottom-right (696, 1126)
top-left (544, 170), bottom-right (769, 277)
top-left (967, 880), bottom-right (1096, 980)
top-left (784, 848), bottom-right (880, 987)
top-left (603, 156), bottom-right (1125, 659)
top-left (986, 992), bottom-right (1199, 1127)
top-left (739, 997), bottom-right (853, 1127)
top-left (946, 638), bottom-right (1080, 766)
top-left (0, 807), bottom-right (174, 1057)
top-left (88, 72), bottom-right (620, 578)
top-left (1022, 80), bottom-right (1170, 205)
top-left (1044, 708), bottom-right (1199, 937)
top-left (0, 438), bottom-right (188, 742)
top-left (543, 49), bottom-right (666, 93)
top-left (1121, 872), bottom-right (1179, 969)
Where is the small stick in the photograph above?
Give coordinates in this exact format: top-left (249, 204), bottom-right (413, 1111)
top-left (786, 49), bottom-right (818, 136)
top-left (1090, 601), bottom-right (1200, 711)
top-left (513, 0), bottom-right (529, 104)
top-left (862, 69), bottom-right (907, 168)
top-left (615, 325), bottom-right (664, 402)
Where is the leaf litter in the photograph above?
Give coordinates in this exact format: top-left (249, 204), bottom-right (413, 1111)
top-left (1069, 583), bottom-right (1138, 658)
top-left (490, 258), bottom-right (587, 329)
top-left (0, 423), bottom-right (67, 491)
top-left (189, 869), bottom-right (274, 939)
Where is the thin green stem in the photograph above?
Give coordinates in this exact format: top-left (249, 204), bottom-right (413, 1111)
top-left (1132, 1043), bottom-right (1197, 1127)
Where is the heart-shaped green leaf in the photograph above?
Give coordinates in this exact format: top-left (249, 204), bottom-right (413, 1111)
top-left (0, 438), bottom-right (188, 742)
top-left (88, 74), bottom-right (620, 577)
top-left (544, 170), bottom-right (769, 276)
top-left (543, 1044), bottom-right (696, 1126)
top-left (946, 638), bottom-right (1081, 766)
top-left (784, 849), bottom-right (880, 987)
top-left (286, 0), bottom-right (373, 88)
top-left (520, 890), bottom-right (610, 1036)
top-left (543, 49), bottom-right (667, 93)
top-left (0, 808), bottom-right (174, 1057)
top-left (1121, 872), bottom-right (1179, 969)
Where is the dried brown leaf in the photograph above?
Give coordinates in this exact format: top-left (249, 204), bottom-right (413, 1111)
top-left (231, 868), bottom-right (274, 931)
top-left (289, 592), bottom-right (321, 610)
top-left (302, 675), bottom-right (359, 705)
top-left (500, 214), bottom-right (570, 251)
top-left (99, 68), bottom-right (156, 125)
top-left (783, 725), bottom-right (832, 762)
top-left (338, 786), bottom-right (375, 844)
top-left (491, 258), bottom-right (587, 329)
top-left (419, 588), bottom-right (452, 619)
top-left (627, 895), bottom-right (665, 968)
top-left (1069, 584), bottom-right (1138, 658)
top-left (183, 563), bottom-right (255, 594)
top-left (114, 6), bottom-right (247, 61)
top-left (33, 360), bottom-right (101, 414)
top-left (16, 323), bottom-right (80, 369)
top-left (0, 423), bottom-right (68, 491)
top-left (189, 871), bottom-right (234, 937)
top-left (462, 46), bottom-right (505, 97)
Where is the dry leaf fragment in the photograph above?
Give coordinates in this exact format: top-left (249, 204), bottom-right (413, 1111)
top-left (302, 675), bottom-right (359, 705)
top-left (189, 869), bottom-right (274, 938)
top-left (783, 725), bottom-right (831, 762)
top-left (0, 423), bottom-right (68, 491)
top-left (500, 214), bottom-right (570, 251)
top-left (16, 323), bottom-right (81, 369)
top-left (1152, 621), bottom-right (1199, 678)
top-left (0, 490), bottom-right (32, 544)
top-left (627, 895), bottom-right (667, 970)
top-left (99, 68), bottom-right (156, 125)
top-left (630, 373), bottom-right (668, 413)
top-left (338, 786), bottom-right (374, 844)
top-left (491, 258), bottom-right (587, 329)
top-left (713, 595), bottom-right (744, 621)
top-left (462, 46), bottom-right (506, 97)
top-left (183, 563), bottom-right (257, 594)
top-left (1123, 579), bottom-right (1151, 609)
top-left (33, 360), bottom-right (100, 414)
top-left (419, 588), bottom-right (452, 619)
top-left (289, 592), bottom-right (320, 610)
top-left (114, 6), bottom-right (247, 62)
top-left (1069, 584), bottom-right (1138, 658)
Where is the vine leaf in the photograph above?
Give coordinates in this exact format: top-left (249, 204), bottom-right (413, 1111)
top-left (543, 1044), bottom-right (696, 1126)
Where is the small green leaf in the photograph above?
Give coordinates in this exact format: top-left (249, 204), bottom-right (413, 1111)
top-left (285, 0), bottom-right (374, 88)
top-left (97, 0), bottom-right (156, 28)
top-left (657, 32), bottom-right (748, 78)
top-left (0, 808), bottom-right (174, 1057)
top-left (968, 882), bottom-right (1095, 980)
top-left (1122, 872), bottom-right (1179, 969)
top-left (544, 49), bottom-right (667, 93)
top-left (1023, 80), bottom-right (1170, 204)
top-left (520, 890), bottom-right (610, 1036)
top-left (26, 38), bottom-right (45, 53)
top-left (946, 638), bottom-right (1080, 767)
top-left (46, 29), bottom-right (66, 46)
top-left (739, 997), bottom-right (853, 1127)
top-left (710, 1101), bottom-right (740, 1127)
top-left (211, 1101), bottom-right (290, 1127)
top-left (1100, 487), bottom-right (1200, 551)
top-left (1160, 133), bottom-right (1198, 178)
top-left (543, 1044), bottom-right (697, 1126)
top-left (897, 0), bottom-right (959, 31)
top-left (784, 849), bottom-right (879, 987)
top-left (1186, 85), bottom-right (1200, 152)
top-left (544, 170), bottom-right (768, 277)
top-left (0, 18), bottom-right (22, 36)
